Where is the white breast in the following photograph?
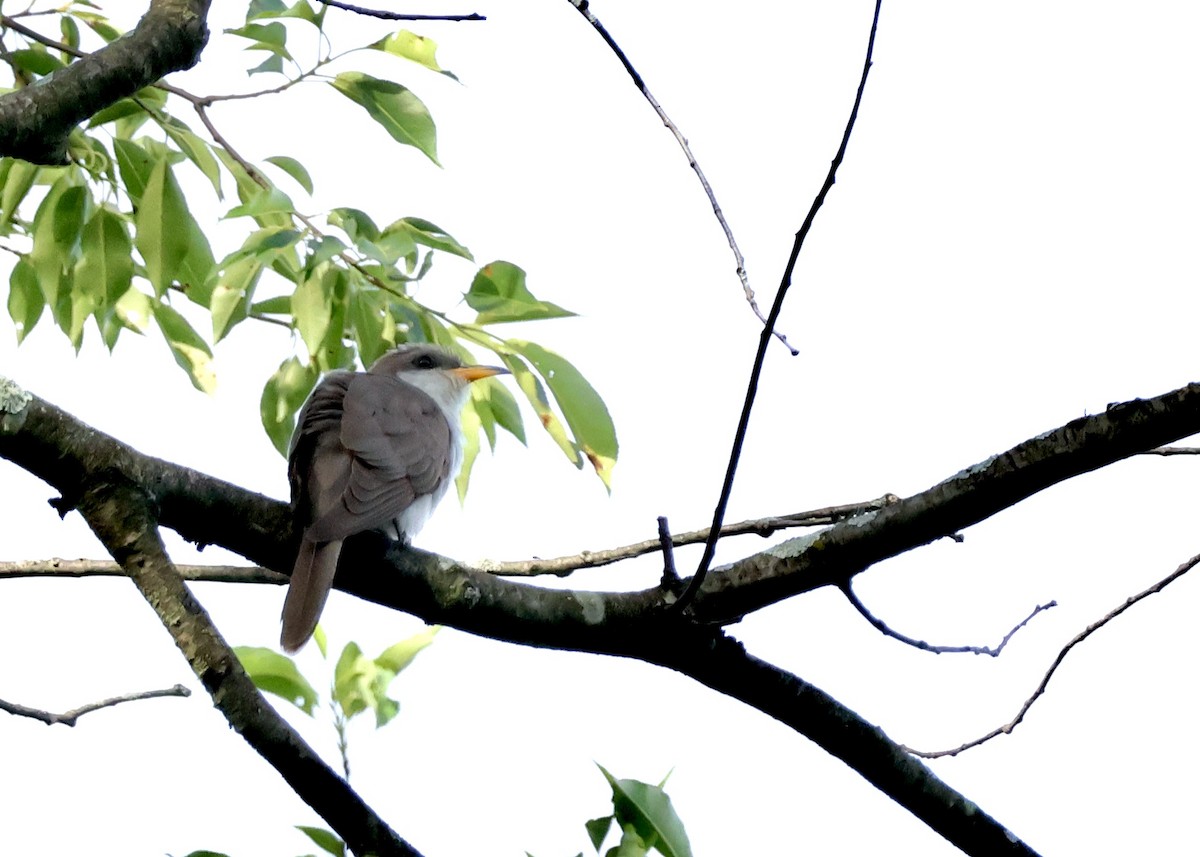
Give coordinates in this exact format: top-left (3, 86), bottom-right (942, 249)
top-left (388, 368), bottom-right (470, 540)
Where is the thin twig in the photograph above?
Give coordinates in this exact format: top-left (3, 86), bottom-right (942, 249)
top-left (844, 583), bottom-right (1057, 656)
top-left (316, 1), bottom-right (484, 21)
top-left (676, 0), bottom-right (884, 613)
top-left (0, 558), bottom-right (286, 584)
top-left (1140, 446), bottom-right (1200, 456)
top-left (0, 13), bottom-right (85, 59)
top-left (0, 684), bottom-right (190, 726)
top-left (565, 0), bottom-right (795, 354)
top-left (0, 496), bottom-right (898, 583)
top-left (477, 495), bottom-right (899, 576)
top-left (906, 551), bottom-right (1200, 759)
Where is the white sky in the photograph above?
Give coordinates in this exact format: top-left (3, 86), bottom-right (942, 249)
top-left (2, 2), bottom-right (1199, 855)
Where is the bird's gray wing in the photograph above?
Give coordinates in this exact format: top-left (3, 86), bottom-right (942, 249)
top-left (288, 370), bottom-right (356, 528)
top-left (305, 372), bottom-right (453, 542)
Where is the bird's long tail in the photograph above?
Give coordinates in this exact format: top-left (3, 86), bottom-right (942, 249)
top-left (280, 538), bottom-right (343, 652)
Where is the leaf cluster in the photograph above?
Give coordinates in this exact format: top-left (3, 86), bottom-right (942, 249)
top-left (0, 0), bottom-right (616, 489)
top-left (235, 623), bottom-right (438, 729)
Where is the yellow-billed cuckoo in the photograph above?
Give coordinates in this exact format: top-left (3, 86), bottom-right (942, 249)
top-left (280, 344), bottom-right (508, 652)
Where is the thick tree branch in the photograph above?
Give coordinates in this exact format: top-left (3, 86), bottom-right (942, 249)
top-left (4, 382), bottom-right (1200, 635)
top-left (75, 476), bottom-right (421, 857)
top-left (0, 0), bottom-right (212, 164)
top-left (695, 385), bottom-right (1200, 622)
top-left (10, 382), bottom-right (1189, 855)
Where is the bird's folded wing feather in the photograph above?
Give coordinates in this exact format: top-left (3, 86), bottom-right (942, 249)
top-left (288, 371), bottom-right (355, 529)
top-left (304, 372), bottom-right (453, 542)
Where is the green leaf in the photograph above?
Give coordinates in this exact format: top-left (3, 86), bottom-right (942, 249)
top-left (501, 351), bottom-right (580, 465)
top-left (264, 154), bottom-right (314, 194)
top-left (251, 0), bottom-right (324, 25)
top-left (292, 267), bottom-right (335, 357)
top-left (76, 13), bottom-right (122, 43)
top-left (372, 30), bottom-right (458, 80)
top-left (178, 220), bottom-right (217, 308)
top-left (211, 256), bottom-right (262, 341)
top-left (480, 375), bottom-right (525, 444)
top-left (60, 16), bottom-right (81, 51)
top-left (329, 72), bottom-right (439, 165)
top-left (333, 641), bottom-right (403, 729)
top-left (248, 53), bottom-right (284, 75)
top-left (598, 766), bottom-right (692, 857)
top-left (348, 287), bottom-right (395, 367)
top-left (251, 295), bottom-right (294, 316)
top-left (606, 824), bottom-right (649, 857)
top-left (261, 356), bottom-right (319, 455)
top-left (87, 87), bottom-right (164, 128)
top-left (313, 624), bottom-right (328, 659)
top-left (467, 261), bottom-right (574, 324)
top-left (114, 287), bottom-right (152, 334)
top-left (247, 0), bottom-right (288, 16)
top-left (328, 207), bottom-right (379, 242)
top-left (296, 826), bottom-right (345, 857)
top-left (113, 139), bottom-right (155, 204)
top-left (507, 340), bottom-right (617, 489)
top-left (29, 179), bottom-right (87, 330)
top-left (225, 21), bottom-right (294, 62)
top-left (7, 258), bottom-right (44, 342)
top-left (135, 159), bottom-right (195, 295)
top-left (9, 47), bottom-right (66, 76)
top-left (152, 301), bottom-right (216, 393)
top-left (375, 626), bottom-right (439, 673)
top-left (456, 397), bottom-right (482, 501)
top-left (233, 646), bottom-right (319, 715)
top-left (225, 185), bottom-right (296, 220)
top-left (75, 207), bottom-right (134, 313)
top-left (69, 133), bottom-right (115, 185)
top-left (162, 120), bottom-right (223, 196)
top-left (386, 216), bottom-right (472, 260)
top-left (0, 158), bottom-right (39, 234)
top-left (220, 225), bottom-right (303, 269)
top-left (586, 816), bottom-right (615, 851)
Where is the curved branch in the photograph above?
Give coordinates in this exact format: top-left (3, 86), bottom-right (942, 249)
top-left (908, 550), bottom-right (1200, 759)
top-left (0, 0), bottom-right (212, 164)
top-left (844, 583), bottom-right (1057, 656)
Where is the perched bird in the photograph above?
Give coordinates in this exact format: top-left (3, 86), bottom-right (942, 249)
top-left (280, 344), bottom-right (508, 652)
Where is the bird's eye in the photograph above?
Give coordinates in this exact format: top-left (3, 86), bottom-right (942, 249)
top-left (413, 354), bottom-right (436, 369)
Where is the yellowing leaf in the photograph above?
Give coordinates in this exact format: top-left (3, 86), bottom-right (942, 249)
top-left (152, 301), bottom-right (216, 393)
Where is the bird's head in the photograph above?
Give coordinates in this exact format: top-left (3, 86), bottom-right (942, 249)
top-left (369, 344), bottom-right (509, 412)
